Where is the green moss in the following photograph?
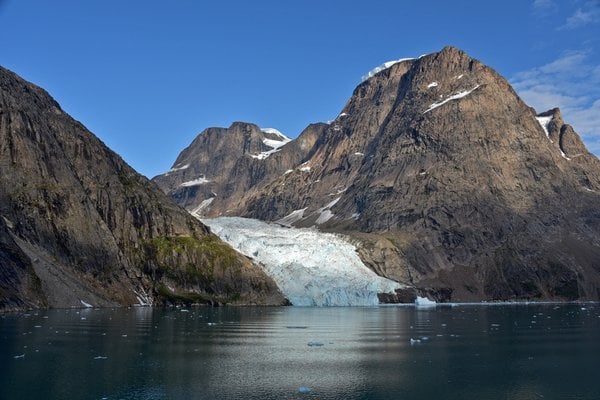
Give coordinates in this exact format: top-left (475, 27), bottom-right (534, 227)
top-left (143, 234), bottom-right (240, 288)
top-left (148, 235), bottom-right (237, 265)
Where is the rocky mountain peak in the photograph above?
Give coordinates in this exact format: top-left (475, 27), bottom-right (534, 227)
top-left (156, 46), bottom-right (600, 302)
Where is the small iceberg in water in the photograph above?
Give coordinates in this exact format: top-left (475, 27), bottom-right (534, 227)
top-left (415, 296), bottom-right (436, 308)
top-left (298, 386), bottom-right (312, 394)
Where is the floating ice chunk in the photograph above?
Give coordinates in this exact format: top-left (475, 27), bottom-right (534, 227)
top-left (94, 356), bottom-right (108, 360)
top-left (276, 208), bottom-right (307, 227)
top-left (415, 296), bottom-right (436, 307)
top-left (180, 309), bottom-right (189, 312)
top-left (424, 85), bottom-right (480, 113)
top-left (180, 177), bottom-right (210, 187)
top-left (14, 354), bottom-right (25, 359)
top-left (307, 341), bottom-right (324, 347)
top-left (410, 338), bottom-right (421, 345)
top-left (298, 387), bottom-right (312, 394)
top-left (427, 82), bottom-right (438, 88)
top-left (80, 300), bottom-right (93, 308)
top-left (361, 58), bottom-right (415, 82)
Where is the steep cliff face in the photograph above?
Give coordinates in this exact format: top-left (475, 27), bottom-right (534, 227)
top-left (152, 122), bottom-right (326, 217)
top-left (158, 47), bottom-right (600, 302)
top-left (0, 66), bottom-right (285, 311)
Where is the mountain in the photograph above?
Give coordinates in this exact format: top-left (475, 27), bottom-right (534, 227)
top-left (152, 122), bottom-right (327, 217)
top-left (0, 66), bottom-right (285, 311)
top-left (155, 46), bottom-right (600, 302)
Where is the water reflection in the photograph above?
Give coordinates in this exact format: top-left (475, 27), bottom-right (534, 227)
top-left (0, 305), bottom-right (599, 399)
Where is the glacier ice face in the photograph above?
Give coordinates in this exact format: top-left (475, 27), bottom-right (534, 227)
top-left (202, 217), bottom-right (402, 306)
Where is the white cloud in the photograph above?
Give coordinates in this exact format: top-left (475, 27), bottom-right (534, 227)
top-left (559, 1), bottom-right (600, 30)
top-left (531, 0), bottom-right (558, 17)
top-left (511, 50), bottom-right (600, 154)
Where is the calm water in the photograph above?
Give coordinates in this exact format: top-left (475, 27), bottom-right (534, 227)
top-left (1, 304), bottom-right (599, 400)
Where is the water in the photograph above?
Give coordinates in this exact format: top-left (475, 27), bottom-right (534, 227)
top-left (1, 304), bottom-right (599, 399)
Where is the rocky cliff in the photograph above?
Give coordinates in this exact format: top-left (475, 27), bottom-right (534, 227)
top-left (153, 122), bottom-right (326, 217)
top-left (157, 46), bottom-right (600, 302)
top-left (0, 66), bottom-right (286, 311)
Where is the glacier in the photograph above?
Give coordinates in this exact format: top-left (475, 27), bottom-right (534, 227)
top-left (201, 217), bottom-right (402, 306)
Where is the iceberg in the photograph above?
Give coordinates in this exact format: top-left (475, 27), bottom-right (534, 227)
top-left (415, 296), bottom-right (437, 307)
top-left (201, 217), bottom-right (402, 306)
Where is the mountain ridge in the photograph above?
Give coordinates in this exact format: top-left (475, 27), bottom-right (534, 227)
top-left (155, 46), bottom-right (600, 302)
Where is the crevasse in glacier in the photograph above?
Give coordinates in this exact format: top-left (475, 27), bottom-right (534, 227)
top-left (202, 217), bottom-right (402, 306)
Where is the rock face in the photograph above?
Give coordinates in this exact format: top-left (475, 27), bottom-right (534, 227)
top-left (153, 122), bottom-right (326, 217)
top-left (157, 46), bottom-right (600, 302)
top-left (0, 66), bottom-right (286, 311)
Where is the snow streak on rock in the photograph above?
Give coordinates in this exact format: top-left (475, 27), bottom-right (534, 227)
top-left (202, 217), bottom-right (401, 306)
top-left (424, 85), bottom-right (480, 113)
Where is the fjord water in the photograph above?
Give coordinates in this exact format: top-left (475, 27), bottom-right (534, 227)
top-left (1, 305), bottom-right (599, 400)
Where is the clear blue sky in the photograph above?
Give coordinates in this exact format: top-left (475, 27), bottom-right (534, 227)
top-left (1, 0), bottom-right (599, 178)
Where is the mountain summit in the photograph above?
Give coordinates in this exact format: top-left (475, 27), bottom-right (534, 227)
top-left (156, 46), bottom-right (600, 302)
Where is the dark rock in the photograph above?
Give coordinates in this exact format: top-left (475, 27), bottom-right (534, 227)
top-left (0, 66), bottom-right (286, 311)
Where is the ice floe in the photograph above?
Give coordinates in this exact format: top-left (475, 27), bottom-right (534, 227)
top-left (415, 296), bottom-right (436, 307)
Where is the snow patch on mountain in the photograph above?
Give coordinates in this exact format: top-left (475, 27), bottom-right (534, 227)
top-left (276, 208), bottom-right (307, 227)
top-left (427, 82), bottom-right (438, 88)
top-left (202, 217), bottom-right (402, 306)
top-left (536, 115), bottom-right (553, 140)
top-left (251, 130), bottom-right (291, 160)
top-left (260, 127), bottom-right (289, 140)
top-left (190, 197), bottom-right (214, 217)
top-left (361, 58), bottom-right (415, 83)
top-left (161, 164), bottom-right (189, 176)
top-left (535, 115), bottom-right (571, 160)
top-left (424, 85), bottom-right (481, 113)
top-left (180, 176), bottom-right (210, 187)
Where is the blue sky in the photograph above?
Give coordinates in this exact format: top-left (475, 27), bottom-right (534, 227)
top-left (1, 0), bottom-right (599, 178)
